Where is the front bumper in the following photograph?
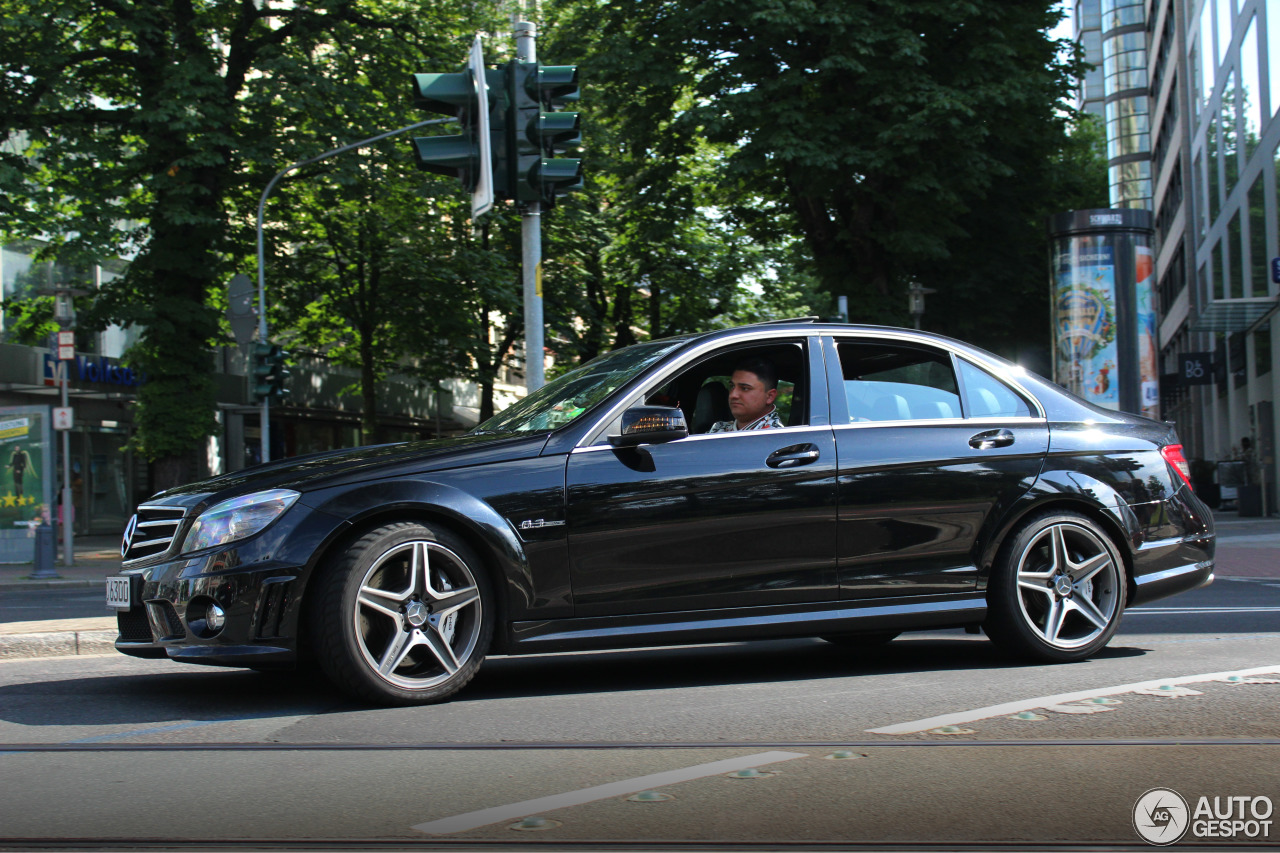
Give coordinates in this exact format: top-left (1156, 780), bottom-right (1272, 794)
top-left (113, 554), bottom-right (302, 667)
top-left (111, 506), bottom-right (339, 667)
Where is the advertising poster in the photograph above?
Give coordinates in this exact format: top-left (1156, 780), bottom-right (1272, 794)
top-left (1054, 241), bottom-right (1119, 408)
top-left (1135, 245), bottom-right (1160, 419)
top-left (0, 405), bottom-right (52, 531)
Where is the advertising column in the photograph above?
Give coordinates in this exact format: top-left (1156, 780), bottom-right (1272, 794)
top-left (0, 405), bottom-right (53, 563)
top-left (1048, 209), bottom-right (1158, 418)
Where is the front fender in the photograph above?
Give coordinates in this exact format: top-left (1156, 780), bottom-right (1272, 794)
top-left (299, 479), bottom-right (532, 629)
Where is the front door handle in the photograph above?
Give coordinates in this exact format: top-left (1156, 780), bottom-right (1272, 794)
top-left (969, 428), bottom-right (1015, 450)
top-left (767, 443), bottom-right (821, 469)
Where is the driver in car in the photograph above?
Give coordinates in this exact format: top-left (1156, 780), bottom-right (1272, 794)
top-left (710, 357), bottom-right (785, 432)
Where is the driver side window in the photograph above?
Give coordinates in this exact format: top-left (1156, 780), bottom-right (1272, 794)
top-left (645, 342), bottom-right (808, 435)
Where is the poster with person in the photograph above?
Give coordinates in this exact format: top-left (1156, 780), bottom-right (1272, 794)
top-left (0, 406), bottom-right (52, 531)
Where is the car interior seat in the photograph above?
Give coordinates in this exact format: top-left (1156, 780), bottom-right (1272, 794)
top-left (691, 381), bottom-right (731, 433)
top-left (975, 388), bottom-right (1001, 417)
top-left (869, 394), bottom-right (912, 421)
top-left (786, 381), bottom-right (806, 427)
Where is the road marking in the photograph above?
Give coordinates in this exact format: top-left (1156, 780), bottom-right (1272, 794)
top-left (866, 664), bottom-right (1280, 735)
top-left (1128, 606), bottom-right (1280, 614)
top-left (411, 750), bottom-right (808, 835)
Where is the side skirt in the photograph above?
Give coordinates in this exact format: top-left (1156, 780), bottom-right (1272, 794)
top-left (508, 595), bottom-right (987, 654)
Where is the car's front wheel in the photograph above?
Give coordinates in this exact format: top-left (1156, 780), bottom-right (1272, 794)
top-left (984, 512), bottom-right (1126, 662)
top-left (313, 521), bottom-right (493, 705)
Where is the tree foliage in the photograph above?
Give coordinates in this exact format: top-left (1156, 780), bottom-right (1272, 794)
top-left (0, 0), bottom-right (492, 484)
top-left (549, 0), bottom-right (1100, 358)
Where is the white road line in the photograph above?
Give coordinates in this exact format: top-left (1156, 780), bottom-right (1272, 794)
top-left (866, 665), bottom-right (1280, 735)
top-left (411, 750), bottom-right (808, 835)
top-left (1128, 606), bottom-right (1280, 614)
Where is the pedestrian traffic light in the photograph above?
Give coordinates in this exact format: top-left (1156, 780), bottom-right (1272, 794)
top-left (502, 60), bottom-right (583, 207)
top-left (411, 37), bottom-right (495, 219)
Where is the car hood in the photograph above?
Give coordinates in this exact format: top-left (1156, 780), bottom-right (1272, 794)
top-left (150, 431), bottom-right (551, 508)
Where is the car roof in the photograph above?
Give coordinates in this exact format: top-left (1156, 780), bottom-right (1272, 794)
top-left (672, 318), bottom-right (1006, 364)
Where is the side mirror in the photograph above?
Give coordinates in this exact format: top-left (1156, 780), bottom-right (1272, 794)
top-left (607, 406), bottom-right (689, 448)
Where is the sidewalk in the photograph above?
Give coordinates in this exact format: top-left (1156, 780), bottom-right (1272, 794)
top-left (0, 534), bottom-right (123, 660)
top-left (0, 513), bottom-right (1277, 661)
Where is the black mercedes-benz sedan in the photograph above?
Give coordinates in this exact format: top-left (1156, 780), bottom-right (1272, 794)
top-left (108, 320), bottom-right (1215, 705)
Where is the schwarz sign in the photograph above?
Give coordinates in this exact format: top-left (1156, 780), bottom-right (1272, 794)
top-left (43, 354), bottom-right (146, 388)
top-left (1179, 352), bottom-right (1215, 386)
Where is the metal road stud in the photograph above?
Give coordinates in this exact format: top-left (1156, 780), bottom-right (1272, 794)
top-left (727, 768), bottom-right (774, 778)
top-left (1009, 711), bottom-right (1047, 721)
top-left (928, 725), bottom-right (977, 735)
top-left (824, 750), bottom-right (865, 759)
top-left (509, 816), bottom-right (561, 831)
top-left (1080, 697), bottom-right (1122, 705)
top-left (627, 791), bottom-right (674, 802)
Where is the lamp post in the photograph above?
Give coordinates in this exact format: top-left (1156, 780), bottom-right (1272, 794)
top-left (254, 117), bottom-right (447, 462)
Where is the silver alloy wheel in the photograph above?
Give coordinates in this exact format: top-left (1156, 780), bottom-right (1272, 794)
top-left (1013, 521), bottom-right (1121, 650)
top-left (352, 539), bottom-right (483, 690)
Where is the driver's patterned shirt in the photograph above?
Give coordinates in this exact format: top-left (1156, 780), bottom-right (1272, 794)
top-left (709, 409), bottom-right (784, 433)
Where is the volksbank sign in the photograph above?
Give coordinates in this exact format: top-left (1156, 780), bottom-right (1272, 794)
top-left (43, 353), bottom-right (146, 388)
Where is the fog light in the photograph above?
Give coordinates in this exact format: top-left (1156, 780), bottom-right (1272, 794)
top-left (206, 603), bottom-right (226, 632)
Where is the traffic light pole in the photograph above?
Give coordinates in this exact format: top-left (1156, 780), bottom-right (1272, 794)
top-left (516, 21), bottom-right (545, 392)
top-left (254, 117), bottom-right (448, 462)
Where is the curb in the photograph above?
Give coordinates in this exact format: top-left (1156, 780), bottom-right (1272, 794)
top-left (1, 578), bottom-right (104, 591)
top-left (0, 629), bottom-right (118, 660)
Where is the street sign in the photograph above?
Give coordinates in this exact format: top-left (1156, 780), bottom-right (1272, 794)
top-left (52, 406), bottom-right (73, 430)
top-left (468, 36), bottom-right (494, 220)
top-left (226, 273), bottom-right (258, 346)
top-left (56, 330), bottom-right (75, 361)
top-left (1180, 352), bottom-right (1214, 385)
top-left (1271, 257), bottom-right (1280, 285)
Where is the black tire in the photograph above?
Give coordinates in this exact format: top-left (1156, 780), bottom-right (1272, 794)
top-left (820, 631), bottom-right (900, 648)
top-left (984, 511), bottom-right (1126, 663)
top-left (312, 521), bottom-right (493, 705)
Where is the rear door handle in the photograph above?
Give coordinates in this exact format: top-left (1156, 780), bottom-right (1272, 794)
top-left (767, 443), bottom-right (821, 469)
top-left (969, 428), bottom-right (1015, 450)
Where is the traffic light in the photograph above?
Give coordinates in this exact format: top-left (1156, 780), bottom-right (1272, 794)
top-left (250, 343), bottom-right (290, 404)
top-left (251, 342), bottom-right (274, 404)
top-left (502, 60), bottom-right (582, 207)
top-left (267, 345), bottom-right (291, 402)
top-left (410, 37), bottom-right (495, 219)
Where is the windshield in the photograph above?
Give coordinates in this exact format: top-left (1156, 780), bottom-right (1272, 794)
top-left (473, 339), bottom-right (687, 433)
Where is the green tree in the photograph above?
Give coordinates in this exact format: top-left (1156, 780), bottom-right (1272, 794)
top-left (538, 14), bottom-right (818, 364)
top-left (551, 0), bottom-right (1088, 356)
top-left (0, 0), bottom-right (488, 487)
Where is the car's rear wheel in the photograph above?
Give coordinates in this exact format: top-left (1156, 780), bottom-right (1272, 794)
top-left (985, 512), bottom-right (1126, 662)
top-left (313, 521), bottom-right (492, 705)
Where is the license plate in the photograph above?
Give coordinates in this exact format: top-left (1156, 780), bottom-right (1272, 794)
top-left (106, 576), bottom-right (132, 610)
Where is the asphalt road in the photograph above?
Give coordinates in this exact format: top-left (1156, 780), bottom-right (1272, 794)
top-left (3, 518), bottom-right (1278, 850)
top-left (2, 609), bottom-right (1279, 848)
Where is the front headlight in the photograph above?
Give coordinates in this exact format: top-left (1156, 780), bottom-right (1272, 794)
top-left (180, 489), bottom-right (300, 554)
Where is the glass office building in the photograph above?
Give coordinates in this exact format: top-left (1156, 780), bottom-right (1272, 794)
top-left (1078, 0), bottom-right (1280, 510)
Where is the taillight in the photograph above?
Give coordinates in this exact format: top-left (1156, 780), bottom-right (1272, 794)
top-left (1161, 444), bottom-right (1194, 491)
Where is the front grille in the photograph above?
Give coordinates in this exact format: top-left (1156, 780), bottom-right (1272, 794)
top-left (122, 505), bottom-right (188, 564)
top-left (116, 608), bottom-right (153, 642)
